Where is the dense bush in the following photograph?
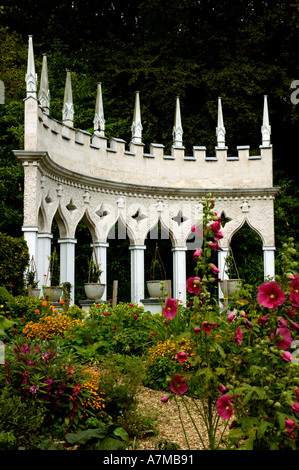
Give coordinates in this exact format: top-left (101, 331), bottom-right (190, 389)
top-left (0, 232), bottom-right (29, 295)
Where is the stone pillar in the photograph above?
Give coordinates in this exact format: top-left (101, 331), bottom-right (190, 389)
top-left (37, 232), bottom-right (53, 287)
top-left (22, 225), bottom-right (39, 268)
top-left (94, 242), bottom-right (109, 301)
top-left (263, 245), bottom-right (275, 281)
top-left (218, 246), bottom-right (230, 301)
top-left (58, 238), bottom-right (77, 305)
top-left (172, 246), bottom-right (187, 306)
top-left (129, 245), bottom-right (146, 305)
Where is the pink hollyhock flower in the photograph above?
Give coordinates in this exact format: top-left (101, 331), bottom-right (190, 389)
top-left (170, 376), bottom-right (188, 395)
top-left (285, 418), bottom-right (296, 437)
top-left (218, 384), bottom-right (226, 394)
top-left (213, 231), bottom-right (223, 241)
top-left (287, 309), bottom-right (297, 317)
top-left (291, 402), bottom-right (299, 414)
top-left (209, 242), bottom-right (223, 251)
top-left (290, 321), bottom-right (299, 330)
top-left (160, 395), bottom-right (169, 403)
top-left (202, 321), bottom-right (218, 334)
top-left (193, 327), bottom-right (201, 334)
top-left (133, 314), bottom-right (138, 319)
top-left (163, 298), bottom-right (178, 320)
top-left (275, 327), bottom-right (292, 350)
top-left (216, 394), bottom-right (234, 420)
top-left (186, 277), bottom-right (202, 294)
top-left (211, 264), bottom-right (220, 274)
top-left (228, 312), bottom-right (236, 323)
top-left (257, 282), bottom-right (285, 309)
top-left (176, 351), bottom-right (188, 362)
top-left (234, 326), bottom-right (243, 345)
top-left (103, 311), bottom-right (111, 316)
top-left (278, 317), bottom-right (288, 328)
top-left (290, 280), bottom-right (299, 306)
top-left (282, 351), bottom-right (292, 362)
top-left (191, 224), bottom-right (203, 237)
top-left (193, 249), bottom-right (202, 261)
top-left (210, 220), bottom-right (221, 232)
top-left (258, 315), bottom-right (269, 325)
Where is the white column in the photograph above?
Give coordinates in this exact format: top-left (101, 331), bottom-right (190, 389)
top-left (94, 242), bottom-right (109, 301)
top-left (37, 232), bottom-right (53, 287)
top-left (172, 246), bottom-right (187, 306)
top-left (22, 225), bottom-right (38, 265)
top-left (129, 245), bottom-right (146, 305)
top-left (263, 246), bottom-right (275, 281)
top-left (58, 238), bottom-right (77, 305)
top-left (218, 246), bottom-right (229, 301)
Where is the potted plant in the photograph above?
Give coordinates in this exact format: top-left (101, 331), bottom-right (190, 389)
top-left (84, 244), bottom-right (105, 301)
top-left (219, 248), bottom-right (242, 299)
top-left (146, 242), bottom-right (171, 299)
top-left (26, 256), bottom-right (41, 298)
top-left (42, 247), bottom-right (63, 302)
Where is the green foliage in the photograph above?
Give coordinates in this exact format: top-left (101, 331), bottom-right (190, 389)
top-left (64, 423), bottom-right (129, 450)
top-left (0, 232), bottom-right (29, 295)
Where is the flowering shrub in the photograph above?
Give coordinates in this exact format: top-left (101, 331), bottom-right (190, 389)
top-left (22, 313), bottom-right (83, 340)
top-left (159, 195), bottom-right (299, 450)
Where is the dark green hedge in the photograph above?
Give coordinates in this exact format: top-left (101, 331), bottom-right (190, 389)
top-left (0, 232), bottom-right (29, 295)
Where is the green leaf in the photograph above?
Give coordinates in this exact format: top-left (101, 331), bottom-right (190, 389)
top-left (257, 420), bottom-right (271, 440)
top-left (65, 427), bottom-right (107, 445)
top-left (95, 437), bottom-right (126, 451)
top-left (113, 427), bottom-right (129, 442)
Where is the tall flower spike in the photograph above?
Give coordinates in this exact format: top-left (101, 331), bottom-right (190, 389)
top-left (62, 69), bottom-right (74, 127)
top-left (172, 96), bottom-right (183, 147)
top-left (131, 91), bottom-right (142, 144)
top-left (261, 95), bottom-right (271, 147)
top-left (39, 54), bottom-right (50, 114)
top-left (25, 35), bottom-right (38, 98)
top-left (93, 82), bottom-right (105, 136)
top-left (216, 97), bottom-right (226, 148)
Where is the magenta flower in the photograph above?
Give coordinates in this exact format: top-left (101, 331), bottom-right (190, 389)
top-left (285, 418), bottom-right (296, 437)
top-left (186, 277), bottom-right (202, 294)
top-left (193, 327), bottom-right (201, 334)
top-left (209, 242), bottom-right (223, 251)
top-left (257, 282), bottom-right (285, 309)
top-left (282, 351), bottom-right (292, 362)
top-left (287, 309), bottom-right (297, 317)
top-left (290, 280), bottom-right (299, 306)
top-left (170, 376), bottom-right (188, 395)
top-left (202, 321), bottom-right (218, 334)
top-left (295, 388), bottom-right (299, 401)
top-left (217, 384), bottom-right (226, 394)
top-left (274, 327), bottom-right (292, 350)
top-left (216, 394), bottom-right (234, 420)
top-left (291, 403), bottom-right (299, 414)
top-left (234, 326), bottom-right (243, 345)
top-left (163, 298), bottom-right (178, 320)
top-left (211, 264), bottom-right (220, 274)
top-left (193, 249), bottom-right (202, 261)
top-left (210, 220), bottom-right (221, 232)
top-left (228, 312), bottom-right (236, 323)
top-left (160, 395), bottom-right (169, 403)
top-left (258, 315), bottom-right (269, 325)
top-left (176, 351), bottom-right (188, 362)
top-left (213, 231), bottom-right (223, 241)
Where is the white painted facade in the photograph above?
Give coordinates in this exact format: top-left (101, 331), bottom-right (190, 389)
top-left (14, 36), bottom-right (279, 305)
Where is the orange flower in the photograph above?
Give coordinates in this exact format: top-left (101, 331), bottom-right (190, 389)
top-left (59, 300), bottom-right (64, 304)
top-left (35, 309), bottom-right (40, 313)
top-left (42, 300), bottom-right (47, 307)
top-left (53, 309), bottom-right (58, 313)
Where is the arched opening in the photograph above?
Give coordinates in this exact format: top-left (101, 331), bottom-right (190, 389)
top-left (74, 220), bottom-right (94, 305)
top-left (145, 221), bottom-right (173, 298)
top-left (230, 221), bottom-right (264, 286)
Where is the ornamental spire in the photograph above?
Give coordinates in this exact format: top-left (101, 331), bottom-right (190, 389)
top-left (93, 82), bottom-right (105, 136)
top-left (261, 95), bottom-right (271, 147)
top-left (25, 35), bottom-right (38, 98)
top-left (172, 96), bottom-right (183, 147)
top-left (62, 69), bottom-right (74, 127)
top-left (39, 54), bottom-right (50, 114)
top-left (131, 91), bottom-right (143, 144)
top-left (216, 97), bottom-right (226, 148)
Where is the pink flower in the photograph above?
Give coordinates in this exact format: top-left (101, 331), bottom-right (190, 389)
top-left (213, 231), bottom-right (223, 241)
top-left (193, 327), bottom-right (201, 334)
top-left (228, 312), bottom-right (236, 323)
top-left (278, 317), bottom-right (288, 328)
top-left (234, 326), bottom-right (243, 345)
top-left (186, 277), bottom-right (202, 294)
top-left (133, 314), bottom-right (138, 319)
top-left (202, 321), bottom-right (218, 334)
top-left (290, 280), bottom-right (299, 306)
top-left (275, 327), bottom-right (292, 350)
top-left (103, 311), bottom-right (111, 316)
top-left (191, 224), bottom-right (203, 237)
top-left (193, 249), bottom-right (202, 261)
top-left (176, 351), bottom-right (188, 362)
top-left (282, 351), bottom-right (292, 361)
top-left (170, 376), bottom-right (188, 395)
top-left (211, 264), bottom-right (220, 274)
top-left (258, 315), bottom-right (269, 325)
top-left (257, 282), bottom-right (285, 309)
top-left (287, 309), bottom-right (297, 318)
top-left (291, 402), bottom-right (299, 414)
top-left (218, 384), bottom-right (226, 394)
top-left (285, 418), bottom-right (296, 437)
top-left (160, 395), bottom-right (169, 403)
top-left (210, 220), bottom-right (221, 232)
top-left (209, 242), bottom-right (223, 251)
top-left (216, 394), bottom-right (234, 420)
top-left (163, 298), bottom-right (178, 320)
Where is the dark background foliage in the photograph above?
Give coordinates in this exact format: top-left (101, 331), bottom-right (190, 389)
top-left (0, 1), bottom-right (298, 302)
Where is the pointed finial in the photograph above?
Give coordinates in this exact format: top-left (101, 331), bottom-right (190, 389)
top-left (25, 35), bottom-right (38, 97)
top-left (261, 95), bottom-right (271, 146)
top-left (173, 96), bottom-right (183, 147)
top-left (131, 91), bottom-right (143, 144)
top-left (39, 54), bottom-right (50, 114)
top-left (93, 82), bottom-right (105, 136)
top-left (62, 69), bottom-right (74, 127)
top-left (216, 97), bottom-right (226, 148)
